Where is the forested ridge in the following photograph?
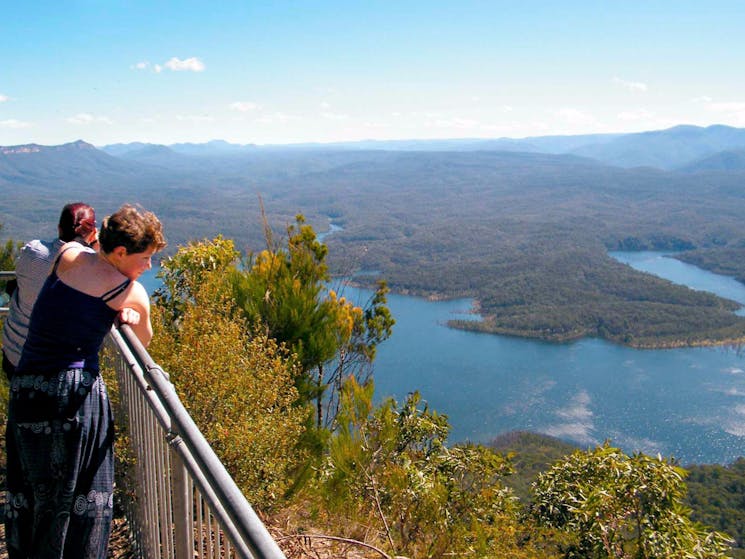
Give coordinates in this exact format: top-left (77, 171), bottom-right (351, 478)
top-left (4, 140), bottom-right (745, 347)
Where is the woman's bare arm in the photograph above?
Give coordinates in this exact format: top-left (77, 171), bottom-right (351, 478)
top-left (117, 282), bottom-right (153, 346)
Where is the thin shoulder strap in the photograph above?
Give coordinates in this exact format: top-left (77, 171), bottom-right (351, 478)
top-left (101, 279), bottom-right (131, 302)
top-left (51, 245), bottom-right (80, 275)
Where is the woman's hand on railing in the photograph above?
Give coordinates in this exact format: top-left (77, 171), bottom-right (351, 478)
top-left (118, 307), bottom-right (141, 326)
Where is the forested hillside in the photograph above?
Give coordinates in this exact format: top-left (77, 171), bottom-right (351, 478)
top-left (4, 134), bottom-right (745, 347)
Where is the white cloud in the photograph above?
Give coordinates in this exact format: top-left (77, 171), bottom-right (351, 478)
top-left (555, 107), bottom-right (597, 126)
top-left (363, 120), bottom-right (391, 129)
top-left (66, 113), bottom-right (113, 125)
top-left (429, 117), bottom-right (478, 130)
top-left (164, 57), bottom-right (205, 72)
top-left (229, 101), bottom-right (260, 112)
top-left (322, 112), bottom-right (349, 121)
top-left (617, 108), bottom-right (655, 121)
top-left (0, 94), bottom-right (9, 102)
top-left (705, 101), bottom-right (745, 125)
top-left (0, 119), bottom-right (31, 129)
top-left (176, 114), bottom-right (214, 123)
top-left (613, 76), bottom-right (648, 92)
top-left (256, 112), bottom-right (294, 123)
top-left (692, 95), bottom-right (713, 103)
top-left (707, 101), bottom-right (745, 113)
top-left (132, 57), bottom-right (205, 73)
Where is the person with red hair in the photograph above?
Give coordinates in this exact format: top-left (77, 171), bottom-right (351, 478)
top-left (2, 202), bottom-right (99, 378)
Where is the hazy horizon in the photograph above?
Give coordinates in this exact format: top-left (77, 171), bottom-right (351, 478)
top-left (2, 1), bottom-right (745, 147)
top-left (0, 122), bottom-right (739, 151)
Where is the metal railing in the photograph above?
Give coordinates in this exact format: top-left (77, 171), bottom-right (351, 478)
top-left (1, 271), bottom-right (287, 559)
top-left (107, 324), bottom-right (287, 559)
top-left (0, 270), bottom-right (14, 314)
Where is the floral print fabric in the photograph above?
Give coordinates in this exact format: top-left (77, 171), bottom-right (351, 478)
top-left (5, 368), bottom-right (114, 558)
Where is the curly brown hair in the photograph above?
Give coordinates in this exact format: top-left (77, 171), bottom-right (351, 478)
top-left (98, 204), bottom-right (167, 255)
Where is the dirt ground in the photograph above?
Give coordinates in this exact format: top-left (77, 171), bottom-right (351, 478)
top-left (0, 517), bottom-right (134, 559)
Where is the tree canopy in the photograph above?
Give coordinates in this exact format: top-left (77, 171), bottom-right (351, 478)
top-left (532, 444), bottom-right (733, 559)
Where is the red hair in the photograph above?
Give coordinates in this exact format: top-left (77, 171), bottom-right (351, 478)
top-left (58, 202), bottom-right (96, 242)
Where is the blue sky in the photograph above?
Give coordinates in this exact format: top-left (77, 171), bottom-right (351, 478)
top-left (1, 1), bottom-right (744, 146)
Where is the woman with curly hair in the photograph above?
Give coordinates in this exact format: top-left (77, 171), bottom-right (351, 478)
top-left (5, 204), bottom-right (166, 558)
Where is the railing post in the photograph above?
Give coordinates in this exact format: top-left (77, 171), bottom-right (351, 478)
top-left (171, 448), bottom-right (194, 559)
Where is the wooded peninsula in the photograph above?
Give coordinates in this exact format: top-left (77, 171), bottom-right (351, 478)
top-left (3, 136), bottom-right (745, 348)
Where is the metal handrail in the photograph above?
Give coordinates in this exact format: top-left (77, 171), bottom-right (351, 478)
top-left (108, 324), bottom-right (287, 559)
top-left (0, 270), bottom-right (12, 314)
top-left (1, 268), bottom-right (286, 559)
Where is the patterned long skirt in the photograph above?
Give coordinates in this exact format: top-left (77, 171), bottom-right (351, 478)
top-left (4, 369), bottom-right (115, 559)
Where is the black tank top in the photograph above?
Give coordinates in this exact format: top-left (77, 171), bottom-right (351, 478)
top-left (17, 249), bottom-right (131, 375)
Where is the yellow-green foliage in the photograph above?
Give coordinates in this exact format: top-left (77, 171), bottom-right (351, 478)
top-left (310, 377), bottom-right (561, 559)
top-left (149, 239), bottom-right (308, 510)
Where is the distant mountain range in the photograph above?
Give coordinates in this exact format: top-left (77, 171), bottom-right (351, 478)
top-left (4, 123), bottom-right (742, 175)
top-left (94, 124), bottom-right (745, 171)
top-left (4, 123), bottom-right (745, 350)
top-left (2, 122), bottom-right (745, 248)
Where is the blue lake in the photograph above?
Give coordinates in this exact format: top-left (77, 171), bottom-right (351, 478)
top-left (141, 252), bottom-right (745, 464)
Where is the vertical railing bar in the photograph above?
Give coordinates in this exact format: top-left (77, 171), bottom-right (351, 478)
top-left (154, 415), bottom-right (170, 559)
top-left (142, 387), bottom-right (160, 558)
top-left (157, 432), bottom-right (173, 559)
top-left (214, 510), bottom-right (220, 559)
top-left (153, 406), bottom-right (169, 559)
top-left (146, 389), bottom-right (165, 558)
top-left (126, 360), bottom-right (145, 557)
top-left (127, 358), bottom-right (153, 558)
top-left (171, 449), bottom-right (193, 559)
top-left (137, 379), bottom-right (154, 558)
top-left (217, 511), bottom-right (223, 559)
top-left (197, 494), bottom-right (205, 558)
top-left (165, 438), bottom-right (176, 558)
top-left (114, 351), bottom-right (140, 557)
top-left (189, 477), bottom-right (195, 558)
top-left (207, 508), bottom-right (215, 559)
top-left (113, 338), bottom-right (149, 557)
top-left (125, 356), bottom-right (147, 558)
